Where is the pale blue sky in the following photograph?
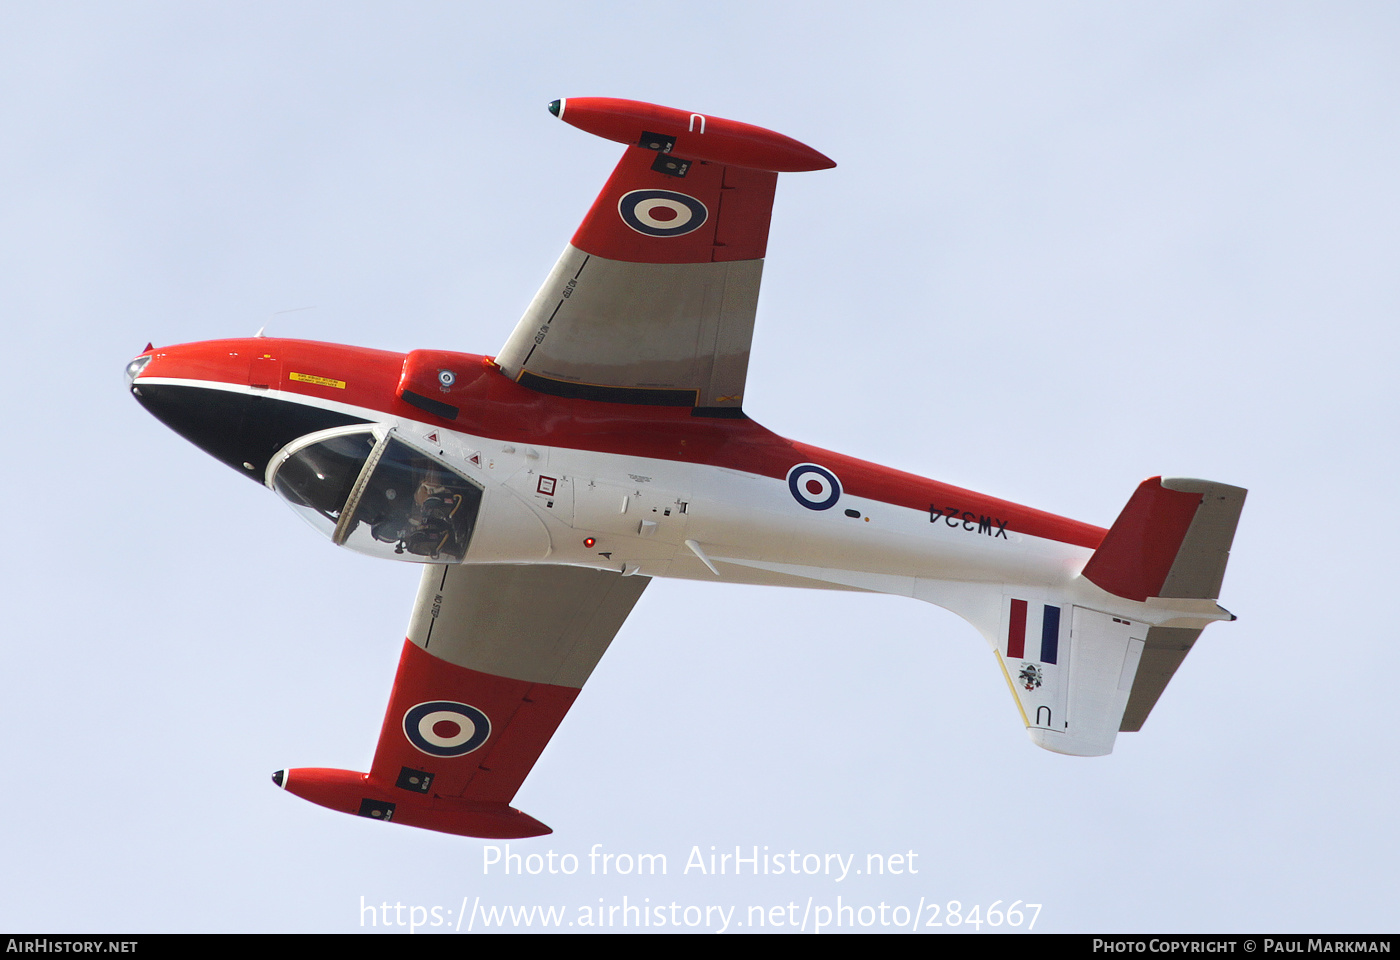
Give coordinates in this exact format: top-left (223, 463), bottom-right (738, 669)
top-left (2, 1), bottom-right (1396, 933)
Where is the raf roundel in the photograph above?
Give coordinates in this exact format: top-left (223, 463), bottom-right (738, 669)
top-left (402, 700), bottom-right (491, 758)
top-left (617, 189), bottom-right (708, 238)
top-left (787, 463), bottom-right (842, 511)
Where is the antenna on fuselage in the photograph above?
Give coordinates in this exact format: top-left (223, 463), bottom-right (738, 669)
top-left (260, 305), bottom-right (317, 337)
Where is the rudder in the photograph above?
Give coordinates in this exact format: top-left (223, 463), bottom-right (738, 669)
top-left (994, 477), bottom-right (1245, 756)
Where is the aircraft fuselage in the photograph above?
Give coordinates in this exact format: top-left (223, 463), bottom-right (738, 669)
top-left (129, 336), bottom-right (1134, 627)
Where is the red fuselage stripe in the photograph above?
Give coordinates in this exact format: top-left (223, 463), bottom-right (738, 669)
top-left (139, 337), bottom-right (1107, 549)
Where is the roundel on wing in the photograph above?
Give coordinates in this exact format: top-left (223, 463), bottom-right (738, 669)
top-left (617, 189), bottom-right (708, 238)
top-left (402, 700), bottom-right (491, 758)
top-left (787, 463), bottom-right (842, 511)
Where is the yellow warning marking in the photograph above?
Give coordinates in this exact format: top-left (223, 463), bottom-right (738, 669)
top-left (994, 651), bottom-right (1031, 728)
top-left (289, 372), bottom-right (346, 389)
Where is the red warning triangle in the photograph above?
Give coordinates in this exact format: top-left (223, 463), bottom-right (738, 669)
top-left (469, 452), bottom-right (481, 466)
top-left (425, 432), bottom-right (439, 444)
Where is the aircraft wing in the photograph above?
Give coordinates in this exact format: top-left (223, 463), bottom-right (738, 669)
top-left (496, 98), bottom-right (834, 417)
top-left (276, 563), bottom-right (648, 837)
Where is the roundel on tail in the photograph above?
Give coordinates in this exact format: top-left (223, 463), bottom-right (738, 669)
top-left (403, 700), bottom-right (491, 758)
top-left (617, 189), bottom-right (708, 237)
top-left (787, 463), bottom-right (842, 511)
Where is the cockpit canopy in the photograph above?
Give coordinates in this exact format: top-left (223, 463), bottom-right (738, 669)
top-left (269, 426), bottom-right (483, 562)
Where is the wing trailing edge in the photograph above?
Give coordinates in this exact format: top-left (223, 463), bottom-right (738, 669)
top-left (274, 564), bottom-right (649, 838)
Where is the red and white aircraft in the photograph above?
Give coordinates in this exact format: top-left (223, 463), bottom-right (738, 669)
top-left (127, 98), bottom-right (1245, 839)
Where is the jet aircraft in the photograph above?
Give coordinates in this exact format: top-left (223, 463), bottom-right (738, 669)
top-left (127, 98), bottom-right (1245, 839)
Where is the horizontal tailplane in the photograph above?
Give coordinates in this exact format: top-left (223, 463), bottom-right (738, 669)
top-left (1118, 626), bottom-right (1202, 732)
top-left (994, 477), bottom-right (1245, 756)
top-left (1081, 477), bottom-right (1246, 603)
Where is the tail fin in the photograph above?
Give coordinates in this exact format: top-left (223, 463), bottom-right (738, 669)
top-left (993, 477), bottom-right (1245, 757)
top-left (1086, 476), bottom-right (1246, 736)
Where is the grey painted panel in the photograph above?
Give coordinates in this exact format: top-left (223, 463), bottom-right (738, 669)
top-left (1159, 478), bottom-right (1248, 600)
top-left (1119, 625), bottom-right (1202, 731)
top-left (497, 245), bottom-right (761, 408)
top-left (407, 563), bottom-right (649, 688)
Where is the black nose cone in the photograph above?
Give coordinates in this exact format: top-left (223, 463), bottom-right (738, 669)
top-left (131, 382), bottom-right (370, 481)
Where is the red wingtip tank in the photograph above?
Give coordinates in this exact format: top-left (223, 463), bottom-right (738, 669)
top-left (548, 97), bottom-right (835, 173)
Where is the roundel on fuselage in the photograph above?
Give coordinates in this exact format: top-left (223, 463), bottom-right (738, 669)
top-left (787, 463), bottom-right (842, 511)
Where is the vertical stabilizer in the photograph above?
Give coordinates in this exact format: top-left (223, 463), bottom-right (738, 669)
top-left (995, 477), bottom-right (1245, 756)
top-left (995, 600), bottom-right (1148, 756)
